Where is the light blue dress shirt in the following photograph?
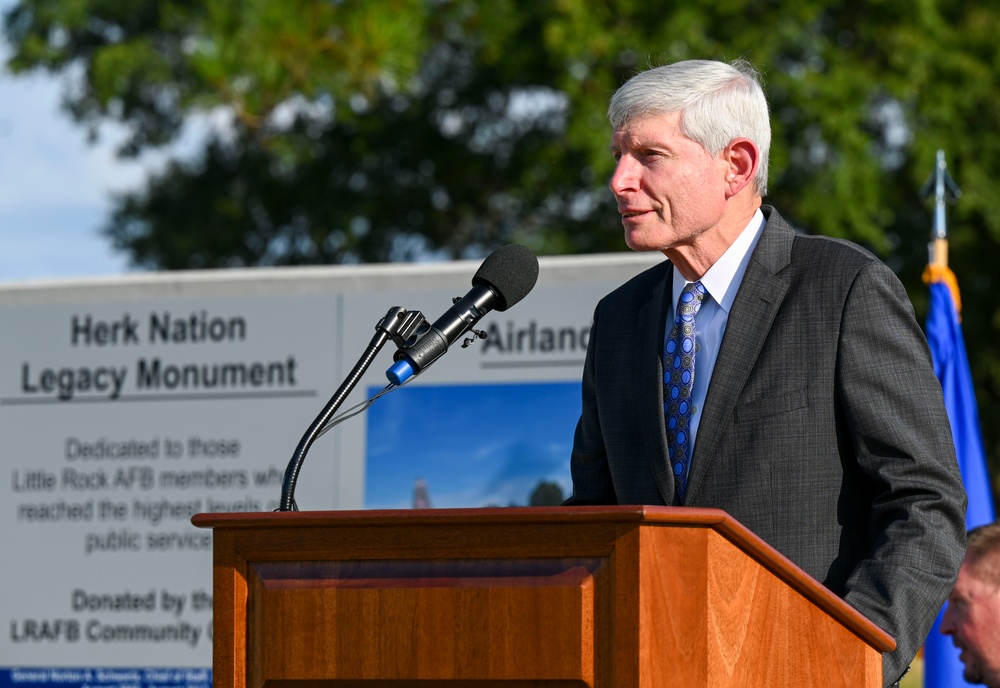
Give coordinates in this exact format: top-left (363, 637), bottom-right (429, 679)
top-left (667, 208), bottom-right (766, 459)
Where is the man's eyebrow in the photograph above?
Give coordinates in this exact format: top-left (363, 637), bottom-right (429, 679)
top-left (609, 136), bottom-right (644, 152)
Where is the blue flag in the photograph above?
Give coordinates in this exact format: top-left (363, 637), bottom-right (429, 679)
top-left (923, 272), bottom-right (996, 688)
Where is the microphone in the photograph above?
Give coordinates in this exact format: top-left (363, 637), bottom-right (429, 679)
top-left (386, 244), bottom-right (539, 385)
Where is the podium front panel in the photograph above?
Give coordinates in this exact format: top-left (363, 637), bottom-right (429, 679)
top-left (247, 558), bottom-right (603, 684)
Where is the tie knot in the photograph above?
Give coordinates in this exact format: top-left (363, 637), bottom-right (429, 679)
top-left (676, 281), bottom-right (706, 321)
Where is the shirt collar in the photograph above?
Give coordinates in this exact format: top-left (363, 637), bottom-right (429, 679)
top-left (672, 207), bottom-right (766, 313)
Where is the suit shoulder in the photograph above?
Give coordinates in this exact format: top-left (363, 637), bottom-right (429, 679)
top-left (597, 259), bottom-right (669, 307)
top-left (788, 233), bottom-right (887, 276)
top-left (781, 232), bottom-right (911, 313)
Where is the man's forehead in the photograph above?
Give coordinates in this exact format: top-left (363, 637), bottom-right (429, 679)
top-left (610, 112), bottom-right (685, 146)
top-left (967, 552), bottom-right (1000, 591)
top-left (955, 558), bottom-right (1000, 600)
top-left (613, 111), bottom-right (680, 132)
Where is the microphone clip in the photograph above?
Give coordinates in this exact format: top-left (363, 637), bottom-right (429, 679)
top-left (461, 329), bottom-right (487, 348)
top-left (377, 307), bottom-right (431, 350)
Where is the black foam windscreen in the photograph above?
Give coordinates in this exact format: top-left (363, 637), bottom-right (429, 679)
top-left (472, 244), bottom-right (539, 311)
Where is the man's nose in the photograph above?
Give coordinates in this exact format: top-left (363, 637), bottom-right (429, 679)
top-left (609, 156), bottom-right (639, 195)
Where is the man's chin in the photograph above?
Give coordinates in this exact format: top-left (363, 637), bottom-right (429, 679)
top-left (622, 232), bottom-right (663, 254)
top-left (624, 243), bottom-right (661, 254)
top-left (961, 664), bottom-right (983, 685)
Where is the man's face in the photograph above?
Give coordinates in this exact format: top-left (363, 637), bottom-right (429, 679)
top-left (941, 558), bottom-right (1000, 686)
top-left (608, 112), bottom-right (730, 254)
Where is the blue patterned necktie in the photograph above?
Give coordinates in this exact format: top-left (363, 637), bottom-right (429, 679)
top-left (664, 281), bottom-right (706, 501)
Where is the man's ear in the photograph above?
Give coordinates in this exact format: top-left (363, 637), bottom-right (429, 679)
top-left (723, 138), bottom-right (760, 197)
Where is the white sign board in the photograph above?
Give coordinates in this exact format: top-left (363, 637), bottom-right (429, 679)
top-left (0, 252), bottom-right (661, 685)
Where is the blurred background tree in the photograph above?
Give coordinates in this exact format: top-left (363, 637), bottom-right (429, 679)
top-left (528, 479), bottom-right (564, 506)
top-left (4, 0), bottom-right (999, 507)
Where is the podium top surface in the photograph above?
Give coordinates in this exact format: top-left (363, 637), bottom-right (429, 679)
top-left (193, 504), bottom-right (730, 528)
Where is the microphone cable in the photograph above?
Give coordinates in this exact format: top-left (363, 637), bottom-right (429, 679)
top-left (313, 381), bottom-right (406, 441)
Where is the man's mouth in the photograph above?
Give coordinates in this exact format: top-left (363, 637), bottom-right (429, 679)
top-left (621, 209), bottom-right (649, 219)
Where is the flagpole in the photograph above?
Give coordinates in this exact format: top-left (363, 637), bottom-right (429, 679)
top-left (920, 150), bottom-right (995, 688)
top-left (925, 149), bottom-right (961, 269)
top-left (922, 150), bottom-right (962, 316)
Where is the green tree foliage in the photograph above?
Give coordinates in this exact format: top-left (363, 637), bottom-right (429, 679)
top-left (5, 0), bottom-right (1000, 505)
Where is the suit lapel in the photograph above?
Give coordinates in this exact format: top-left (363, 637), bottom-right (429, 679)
top-left (684, 206), bottom-right (794, 503)
top-left (636, 262), bottom-right (676, 505)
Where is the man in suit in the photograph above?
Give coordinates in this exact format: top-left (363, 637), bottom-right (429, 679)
top-left (566, 58), bottom-right (967, 687)
top-left (941, 522), bottom-right (1000, 687)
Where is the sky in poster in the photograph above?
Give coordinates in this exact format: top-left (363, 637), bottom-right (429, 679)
top-left (364, 381), bottom-right (580, 509)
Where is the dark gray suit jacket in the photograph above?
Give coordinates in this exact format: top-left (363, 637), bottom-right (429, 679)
top-left (568, 206), bottom-right (967, 686)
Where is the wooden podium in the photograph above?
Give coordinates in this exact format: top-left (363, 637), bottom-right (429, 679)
top-left (193, 506), bottom-right (894, 687)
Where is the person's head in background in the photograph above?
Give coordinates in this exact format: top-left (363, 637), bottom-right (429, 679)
top-left (941, 521), bottom-right (1000, 687)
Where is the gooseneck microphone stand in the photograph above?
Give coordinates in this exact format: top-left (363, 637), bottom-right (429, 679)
top-left (278, 307), bottom-right (429, 512)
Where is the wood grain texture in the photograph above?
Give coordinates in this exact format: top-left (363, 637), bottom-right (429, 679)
top-left (638, 526), bottom-right (882, 687)
top-left (638, 526), bottom-right (709, 686)
top-left (610, 526), bottom-right (641, 688)
top-left (247, 558), bottom-right (600, 684)
top-left (212, 528), bottom-right (248, 688)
